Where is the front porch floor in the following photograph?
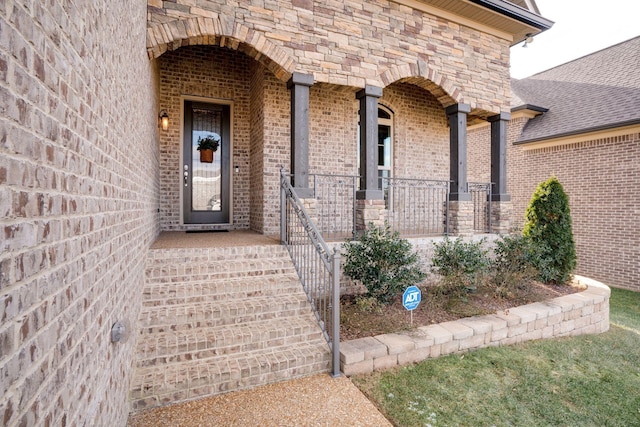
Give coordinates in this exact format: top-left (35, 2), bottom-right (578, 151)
top-left (151, 230), bottom-right (279, 249)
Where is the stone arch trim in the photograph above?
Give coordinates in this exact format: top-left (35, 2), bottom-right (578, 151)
top-left (146, 16), bottom-right (296, 81)
top-left (379, 61), bottom-right (462, 109)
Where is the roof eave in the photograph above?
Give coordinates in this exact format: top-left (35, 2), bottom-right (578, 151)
top-left (514, 119), bottom-right (640, 145)
top-left (511, 104), bottom-right (549, 114)
top-left (468, 0), bottom-right (554, 31)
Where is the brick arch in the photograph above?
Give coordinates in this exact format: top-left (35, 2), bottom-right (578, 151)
top-left (146, 16), bottom-right (296, 81)
top-left (378, 61), bottom-right (462, 109)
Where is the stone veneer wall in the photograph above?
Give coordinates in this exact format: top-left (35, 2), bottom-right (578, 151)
top-left (1, 2), bottom-right (159, 426)
top-left (146, 0), bottom-right (512, 116)
top-left (341, 276), bottom-right (610, 376)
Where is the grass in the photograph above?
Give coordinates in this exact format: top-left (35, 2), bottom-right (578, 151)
top-left (352, 287), bottom-right (640, 427)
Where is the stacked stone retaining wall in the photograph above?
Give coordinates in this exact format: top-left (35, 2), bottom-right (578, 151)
top-left (341, 276), bottom-right (610, 375)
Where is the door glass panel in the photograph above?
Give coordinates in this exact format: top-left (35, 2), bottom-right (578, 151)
top-left (191, 107), bottom-right (222, 212)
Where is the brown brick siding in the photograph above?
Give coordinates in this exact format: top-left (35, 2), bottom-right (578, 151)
top-left (158, 46), bottom-right (253, 230)
top-left (249, 64), bottom-right (266, 232)
top-left (467, 124), bottom-right (492, 183)
top-left (1, 2), bottom-right (158, 426)
top-left (469, 117), bottom-right (640, 291)
top-left (380, 82), bottom-right (449, 180)
top-left (509, 130), bottom-right (640, 292)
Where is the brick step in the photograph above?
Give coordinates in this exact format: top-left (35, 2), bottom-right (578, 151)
top-left (144, 258), bottom-right (297, 284)
top-left (135, 316), bottom-right (325, 368)
top-left (138, 294), bottom-right (311, 330)
top-left (130, 340), bottom-right (331, 411)
top-left (145, 244), bottom-right (293, 265)
top-left (141, 273), bottom-right (304, 306)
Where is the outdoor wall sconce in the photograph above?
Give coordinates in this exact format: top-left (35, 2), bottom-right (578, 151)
top-left (159, 110), bottom-right (169, 130)
top-left (522, 34), bottom-right (534, 48)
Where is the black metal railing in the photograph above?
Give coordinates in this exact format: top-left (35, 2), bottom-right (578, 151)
top-left (468, 182), bottom-right (492, 233)
top-left (381, 176), bottom-right (451, 236)
top-left (280, 169), bottom-right (341, 377)
top-left (310, 173), bottom-right (359, 241)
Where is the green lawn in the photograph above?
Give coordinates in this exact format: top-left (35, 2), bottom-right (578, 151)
top-left (352, 287), bottom-right (640, 427)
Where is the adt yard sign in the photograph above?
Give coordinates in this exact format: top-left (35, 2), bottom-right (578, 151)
top-left (402, 286), bottom-right (421, 311)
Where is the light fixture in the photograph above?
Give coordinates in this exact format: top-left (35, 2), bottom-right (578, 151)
top-left (235, 165), bottom-right (239, 173)
top-left (522, 34), bottom-right (534, 48)
top-left (159, 110), bottom-right (169, 130)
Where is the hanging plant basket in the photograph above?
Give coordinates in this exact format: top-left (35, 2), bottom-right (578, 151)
top-left (197, 135), bottom-right (220, 164)
top-left (200, 149), bottom-right (214, 163)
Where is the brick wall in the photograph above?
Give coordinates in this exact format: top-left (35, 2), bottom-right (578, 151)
top-left (158, 46), bottom-right (252, 231)
top-left (508, 130), bottom-right (640, 292)
top-left (469, 117), bottom-right (640, 291)
top-left (467, 123), bottom-right (491, 183)
top-left (380, 82), bottom-right (449, 180)
top-left (1, 2), bottom-right (158, 426)
top-left (249, 64), bottom-right (266, 232)
top-left (261, 72), bottom-right (291, 236)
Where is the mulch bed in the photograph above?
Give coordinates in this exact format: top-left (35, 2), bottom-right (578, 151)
top-left (340, 281), bottom-right (583, 341)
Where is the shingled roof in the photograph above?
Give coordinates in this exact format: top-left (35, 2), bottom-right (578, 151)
top-left (511, 36), bottom-right (640, 144)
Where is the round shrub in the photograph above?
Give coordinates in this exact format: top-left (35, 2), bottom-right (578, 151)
top-left (342, 223), bottom-right (426, 305)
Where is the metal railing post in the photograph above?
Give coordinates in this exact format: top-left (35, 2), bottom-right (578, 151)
top-left (331, 248), bottom-right (341, 378)
top-left (280, 169), bottom-right (287, 244)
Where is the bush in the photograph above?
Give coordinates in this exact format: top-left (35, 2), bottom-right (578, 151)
top-left (431, 237), bottom-right (490, 294)
top-left (342, 223), bottom-right (426, 305)
top-left (491, 233), bottom-right (539, 298)
top-left (523, 177), bottom-right (577, 284)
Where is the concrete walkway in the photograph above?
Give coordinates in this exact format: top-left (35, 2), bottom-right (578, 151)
top-left (127, 373), bottom-right (392, 427)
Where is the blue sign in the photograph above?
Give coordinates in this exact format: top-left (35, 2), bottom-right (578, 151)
top-left (402, 286), bottom-right (421, 311)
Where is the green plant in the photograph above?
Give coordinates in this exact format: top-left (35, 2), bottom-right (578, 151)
top-left (342, 223), bottom-right (425, 305)
top-left (197, 135), bottom-right (220, 151)
top-left (523, 177), bottom-right (576, 284)
top-left (491, 233), bottom-right (539, 298)
top-left (430, 237), bottom-right (490, 294)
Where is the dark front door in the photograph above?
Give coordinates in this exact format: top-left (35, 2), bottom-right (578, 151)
top-left (183, 101), bottom-right (231, 224)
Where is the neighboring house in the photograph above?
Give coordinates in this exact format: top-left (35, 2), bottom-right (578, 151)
top-left (0, 1), bottom-right (552, 425)
top-left (469, 36), bottom-right (640, 291)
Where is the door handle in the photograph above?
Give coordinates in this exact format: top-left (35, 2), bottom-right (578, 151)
top-left (184, 170), bottom-right (189, 186)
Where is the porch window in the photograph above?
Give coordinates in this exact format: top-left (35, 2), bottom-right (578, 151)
top-left (377, 106), bottom-right (393, 190)
top-left (357, 105), bottom-right (394, 191)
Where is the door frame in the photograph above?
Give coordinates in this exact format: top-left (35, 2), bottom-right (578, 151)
top-left (180, 95), bottom-right (234, 226)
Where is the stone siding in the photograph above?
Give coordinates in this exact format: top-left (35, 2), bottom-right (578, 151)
top-left (341, 276), bottom-right (610, 376)
top-left (146, 0), bottom-right (512, 116)
top-left (1, 2), bottom-right (159, 426)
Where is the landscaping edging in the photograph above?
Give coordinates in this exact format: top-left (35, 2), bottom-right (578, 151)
top-left (340, 275), bottom-right (610, 376)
